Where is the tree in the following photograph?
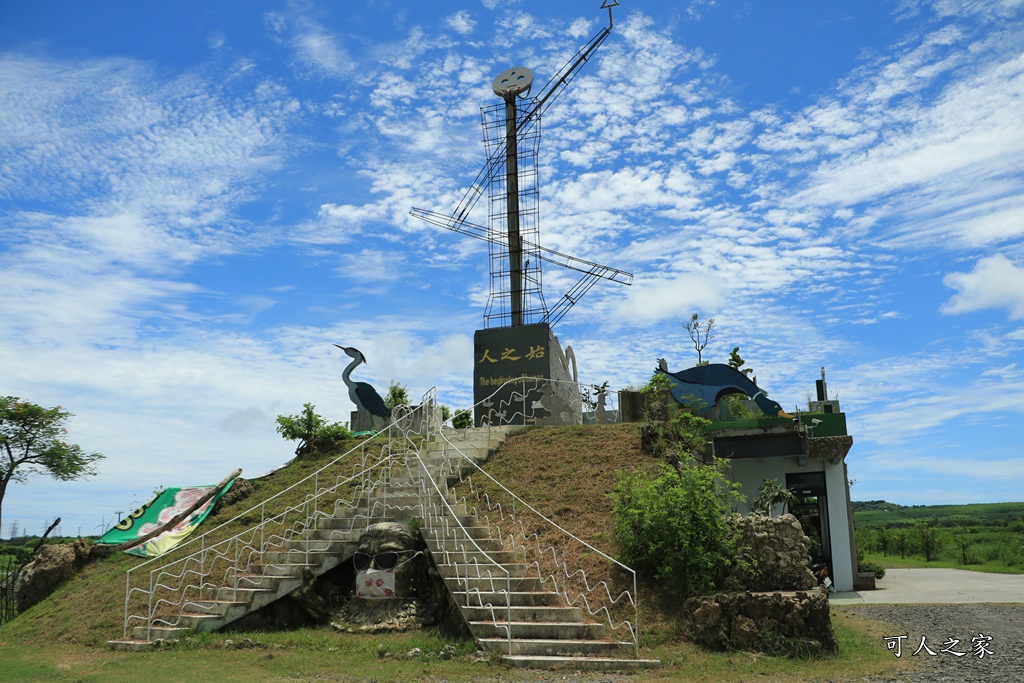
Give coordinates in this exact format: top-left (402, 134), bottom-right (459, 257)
top-left (894, 529), bottom-right (910, 559)
top-left (913, 522), bottom-right (943, 562)
top-left (876, 526), bottom-right (891, 557)
top-left (751, 479), bottom-right (798, 517)
top-left (275, 403), bottom-right (352, 457)
top-left (727, 346), bottom-right (753, 376)
top-left (856, 527), bottom-right (876, 560)
top-left (1, 397), bottom-right (104, 535)
top-left (452, 409), bottom-right (473, 429)
top-left (951, 526), bottom-right (975, 565)
top-left (685, 313), bottom-right (716, 365)
top-left (384, 381), bottom-right (410, 410)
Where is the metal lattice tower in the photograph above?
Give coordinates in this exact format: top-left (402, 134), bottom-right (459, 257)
top-left (411, 1), bottom-right (631, 329)
top-left (481, 98), bottom-right (547, 328)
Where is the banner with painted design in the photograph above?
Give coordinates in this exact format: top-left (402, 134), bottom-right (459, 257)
top-left (96, 479), bottom-right (235, 557)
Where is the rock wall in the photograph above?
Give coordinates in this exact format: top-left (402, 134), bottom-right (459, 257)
top-left (730, 513), bottom-right (817, 591)
top-left (684, 591), bottom-right (837, 656)
top-left (16, 539), bottom-right (94, 611)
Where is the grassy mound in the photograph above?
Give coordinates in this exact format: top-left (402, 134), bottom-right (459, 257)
top-left (0, 425), bottom-right (908, 682)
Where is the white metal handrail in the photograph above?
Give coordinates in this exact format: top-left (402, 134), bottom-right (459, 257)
top-left (429, 381), bottom-right (640, 657)
top-left (407, 424), bottom-right (513, 654)
top-left (467, 376), bottom-right (621, 428)
top-left (121, 397), bottom-right (434, 640)
top-left (120, 377), bottom-right (637, 655)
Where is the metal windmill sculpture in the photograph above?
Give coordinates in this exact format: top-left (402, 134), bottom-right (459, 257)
top-left (412, 0), bottom-right (631, 330)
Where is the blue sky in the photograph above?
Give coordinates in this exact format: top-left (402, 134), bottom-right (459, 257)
top-left (2, 0), bottom-right (1023, 538)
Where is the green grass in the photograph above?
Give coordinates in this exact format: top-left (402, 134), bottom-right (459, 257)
top-left (0, 608), bottom-right (913, 683)
top-left (860, 551), bottom-right (1024, 574)
top-left (1, 424), bottom-right (921, 681)
top-left (0, 628), bottom-right (488, 683)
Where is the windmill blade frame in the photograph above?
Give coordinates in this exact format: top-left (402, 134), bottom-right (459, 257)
top-left (410, 208), bottom-right (633, 286)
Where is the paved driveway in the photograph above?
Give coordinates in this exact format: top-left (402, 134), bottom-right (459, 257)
top-left (831, 568), bottom-right (1024, 604)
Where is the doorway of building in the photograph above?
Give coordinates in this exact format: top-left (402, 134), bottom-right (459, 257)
top-left (786, 471), bottom-right (831, 568)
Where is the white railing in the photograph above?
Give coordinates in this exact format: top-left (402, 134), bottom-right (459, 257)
top-left (471, 376), bottom-right (621, 428)
top-left (121, 393), bottom-right (438, 641)
top-left (120, 378), bottom-right (638, 657)
top-left (441, 441), bottom-right (639, 657)
top-left (411, 442), bottom-right (513, 654)
top-left (431, 377), bottom-right (641, 657)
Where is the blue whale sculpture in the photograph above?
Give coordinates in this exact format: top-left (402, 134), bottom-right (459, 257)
top-left (654, 360), bottom-right (793, 419)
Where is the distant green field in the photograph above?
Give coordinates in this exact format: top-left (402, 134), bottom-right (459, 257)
top-left (852, 500), bottom-right (1024, 572)
top-left (853, 500), bottom-right (1024, 528)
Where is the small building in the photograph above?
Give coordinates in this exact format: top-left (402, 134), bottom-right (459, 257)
top-left (707, 396), bottom-right (857, 592)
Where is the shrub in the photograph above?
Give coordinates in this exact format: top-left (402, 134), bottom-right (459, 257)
top-left (275, 403), bottom-right (352, 457)
top-left (637, 374), bottom-right (711, 462)
top-left (384, 382), bottom-right (410, 410)
top-left (612, 458), bottom-right (744, 597)
top-left (751, 478), bottom-right (798, 517)
top-left (858, 559), bottom-right (886, 580)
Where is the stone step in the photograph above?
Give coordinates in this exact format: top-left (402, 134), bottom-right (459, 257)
top-left (443, 575), bottom-right (545, 592)
top-left (421, 525), bottom-right (494, 541)
top-left (432, 549), bottom-right (519, 566)
top-left (468, 620), bottom-right (607, 640)
top-left (207, 586), bottom-right (271, 602)
top-left (107, 639), bottom-right (157, 652)
top-left (261, 549), bottom-right (340, 565)
top-left (305, 527), bottom-right (366, 541)
top-left (461, 605), bottom-right (583, 623)
top-left (182, 599), bottom-right (248, 616)
top-left (501, 655), bottom-right (660, 671)
top-left (284, 536), bottom-right (359, 551)
top-left (115, 426), bottom-right (538, 651)
top-left (176, 612), bottom-right (227, 632)
top-left (233, 573), bottom-right (288, 590)
top-left (429, 537), bottom-right (504, 552)
top-left (476, 638), bottom-right (634, 658)
top-left (433, 556), bottom-right (524, 577)
top-left (355, 494), bottom-right (458, 510)
top-left (131, 625), bottom-right (192, 641)
top-left (262, 562), bottom-right (317, 578)
top-left (421, 448), bottom-right (492, 461)
top-left (451, 590), bottom-right (561, 607)
top-left (316, 515), bottom-right (396, 531)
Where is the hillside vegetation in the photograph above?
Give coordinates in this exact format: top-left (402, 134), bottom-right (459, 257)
top-left (0, 425), bottom-right (906, 682)
top-left (853, 500), bottom-right (1024, 527)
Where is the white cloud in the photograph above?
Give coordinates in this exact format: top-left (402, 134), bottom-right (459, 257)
top-left (942, 255), bottom-right (1024, 319)
top-left (777, 36), bottom-right (1024, 251)
top-left (336, 249), bottom-right (407, 282)
top-left (264, 7), bottom-right (352, 77)
top-left (612, 273), bottom-right (726, 325)
top-left (445, 11), bottom-right (476, 35)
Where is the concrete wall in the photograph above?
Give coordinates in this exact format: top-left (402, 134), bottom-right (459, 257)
top-left (727, 456), bottom-right (855, 592)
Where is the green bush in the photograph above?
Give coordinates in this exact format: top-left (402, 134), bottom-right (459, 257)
top-left (384, 382), bottom-right (410, 410)
top-left (858, 559), bottom-right (886, 580)
top-left (612, 458), bottom-right (744, 597)
top-left (275, 403), bottom-right (352, 457)
top-left (637, 374), bottom-right (711, 461)
top-left (451, 409), bottom-right (473, 429)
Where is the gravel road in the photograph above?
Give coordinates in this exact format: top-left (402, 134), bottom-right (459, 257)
top-left (837, 603), bottom-right (1024, 683)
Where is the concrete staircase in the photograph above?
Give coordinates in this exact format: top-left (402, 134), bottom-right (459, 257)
top-left (417, 429), bottom-right (659, 671)
top-left (108, 426), bottom-right (659, 671)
